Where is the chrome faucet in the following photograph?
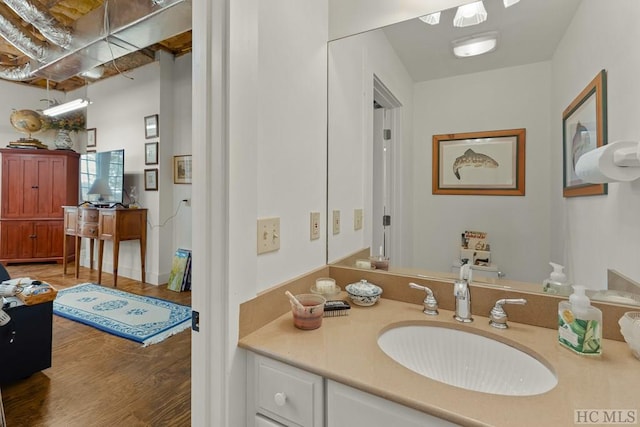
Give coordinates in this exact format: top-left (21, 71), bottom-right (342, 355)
top-left (408, 283), bottom-right (438, 315)
top-left (453, 263), bottom-right (473, 323)
top-left (489, 298), bottom-right (527, 329)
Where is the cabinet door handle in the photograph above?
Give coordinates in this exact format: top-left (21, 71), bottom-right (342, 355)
top-left (273, 392), bottom-right (287, 406)
top-left (29, 234), bottom-right (36, 239)
top-left (31, 185), bottom-right (38, 189)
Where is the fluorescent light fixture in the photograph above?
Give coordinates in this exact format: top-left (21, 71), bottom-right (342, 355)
top-left (419, 11), bottom-right (441, 25)
top-left (453, 1), bottom-right (488, 27)
top-left (43, 98), bottom-right (91, 116)
top-left (452, 32), bottom-right (498, 58)
top-left (503, 0), bottom-right (520, 7)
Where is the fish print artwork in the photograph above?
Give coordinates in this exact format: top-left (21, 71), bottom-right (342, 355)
top-left (571, 121), bottom-right (590, 169)
top-left (452, 148), bottom-right (499, 180)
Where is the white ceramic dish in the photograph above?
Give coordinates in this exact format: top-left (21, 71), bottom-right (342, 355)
top-left (345, 279), bottom-right (382, 306)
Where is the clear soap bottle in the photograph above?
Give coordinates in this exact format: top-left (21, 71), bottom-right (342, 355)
top-left (543, 262), bottom-right (572, 296)
top-left (558, 285), bottom-right (602, 356)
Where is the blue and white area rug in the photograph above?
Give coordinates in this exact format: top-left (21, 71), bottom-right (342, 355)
top-left (53, 283), bottom-right (191, 346)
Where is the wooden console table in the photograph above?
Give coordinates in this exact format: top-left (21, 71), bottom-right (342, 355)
top-left (63, 206), bottom-right (147, 287)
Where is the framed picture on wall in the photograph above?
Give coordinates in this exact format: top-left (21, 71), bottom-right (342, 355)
top-left (144, 168), bottom-right (158, 191)
top-left (87, 128), bottom-right (96, 148)
top-left (144, 114), bottom-right (159, 139)
top-left (173, 155), bottom-right (192, 184)
top-left (432, 128), bottom-right (526, 196)
top-left (145, 142), bottom-right (158, 165)
top-left (562, 69), bottom-right (607, 197)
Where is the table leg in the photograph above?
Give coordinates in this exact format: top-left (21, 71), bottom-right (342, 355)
top-left (140, 224), bottom-right (146, 284)
top-left (89, 238), bottom-right (94, 270)
top-left (98, 240), bottom-right (104, 285)
top-left (113, 239), bottom-right (120, 287)
top-left (63, 234), bottom-right (68, 275)
top-left (74, 235), bottom-right (80, 279)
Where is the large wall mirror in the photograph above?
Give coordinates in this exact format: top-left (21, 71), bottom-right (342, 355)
top-left (327, 0), bottom-right (640, 302)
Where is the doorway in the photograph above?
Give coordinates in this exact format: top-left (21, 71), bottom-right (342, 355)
top-left (372, 75), bottom-right (403, 265)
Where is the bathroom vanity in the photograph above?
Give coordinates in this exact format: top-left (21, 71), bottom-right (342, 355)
top-left (247, 352), bottom-right (455, 426)
top-left (239, 270), bottom-right (640, 427)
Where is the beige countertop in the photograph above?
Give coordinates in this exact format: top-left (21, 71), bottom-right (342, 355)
top-left (238, 294), bottom-right (640, 427)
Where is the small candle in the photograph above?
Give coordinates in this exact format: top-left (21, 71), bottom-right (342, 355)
top-left (355, 259), bottom-right (371, 269)
top-left (315, 278), bottom-right (336, 293)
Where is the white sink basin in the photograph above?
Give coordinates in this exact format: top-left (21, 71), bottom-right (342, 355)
top-left (378, 325), bottom-right (557, 396)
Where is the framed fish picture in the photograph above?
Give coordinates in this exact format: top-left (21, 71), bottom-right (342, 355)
top-left (432, 128), bottom-right (526, 196)
top-left (562, 70), bottom-right (607, 197)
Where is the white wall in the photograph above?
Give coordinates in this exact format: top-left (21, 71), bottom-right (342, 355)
top-left (172, 54), bottom-right (193, 251)
top-left (550, 0), bottom-right (640, 289)
top-left (0, 81), bottom-right (65, 148)
top-left (328, 28), bottom-right (414, 265)
top-left (412, 62), bottom-right (552, 283)
top-left (224, 0), bottom-right (328, 425)
top-left (84, 53), bottom-right (193, 284)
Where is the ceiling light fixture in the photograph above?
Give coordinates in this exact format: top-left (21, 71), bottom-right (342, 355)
top-left (453, 1), bottom-right (488, 27)
top-left (80, 66), bottom-right (105, 80)
top-left (452, 32), bottom-right (498, 58)
top-left (419, 11), bottom-right (441, 25)
top-left (42, 98), bottom-right (91, 116)
top-left (503, 0), bottom-right (520, 7)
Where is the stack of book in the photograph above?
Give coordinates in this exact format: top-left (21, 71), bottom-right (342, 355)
top-left (460, 230), bottom-right (491, 267)
top-left (167, 248), bottom-right (192, 292)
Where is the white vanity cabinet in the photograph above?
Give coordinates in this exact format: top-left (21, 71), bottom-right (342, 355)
top-left (247, 353), bottom-right (324, 427)
top-left (247, 353), bottom-right (459, 427)
top-left (327, 380), bottom-right (459, 427)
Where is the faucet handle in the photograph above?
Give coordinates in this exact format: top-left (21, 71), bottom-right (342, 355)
top-left (489, 298), bottom-right (527, 329)
top-left (408, 283), bottom-right (438, 315)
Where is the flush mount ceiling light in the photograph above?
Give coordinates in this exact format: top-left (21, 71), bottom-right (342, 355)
top-left (419, 11), bottom-right (441, 25)
top-left (80, 66), bottom-right (105, 80)
top-left (503, 0), bottom-right (521, 7)
top-left (42, 98), bottom-right (91, 116)
top-left (453, 1), bottom-right (488, 27)
top-left (452, 32), bottom-right (498, 58)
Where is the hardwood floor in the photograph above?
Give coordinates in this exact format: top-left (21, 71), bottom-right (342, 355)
top-left (1, 263), bottom-right (191, 427)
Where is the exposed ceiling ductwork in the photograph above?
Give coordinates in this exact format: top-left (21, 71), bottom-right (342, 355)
top-left (0, 0), bottom-right (191, 84)
top-left (2, 0), bottom-right (72, 48)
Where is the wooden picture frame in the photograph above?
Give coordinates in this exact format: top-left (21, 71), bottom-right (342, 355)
top-left (173, 155), bottom-right (192, 184)
top-left (562, 70), bottom-right (607, 197)
top-left (144, 168), bottom-right (158, 191)
top-left (144, 114), bottom-right (159, 139)
top-left (87, 128), bottom-right (96, 148)
top-left (145, 142), bottom-right (158, 165)
top-left (432, 128), bottom-right (526, 196)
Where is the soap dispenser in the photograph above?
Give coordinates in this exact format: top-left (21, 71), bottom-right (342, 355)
top-left (543, 262), bottom-right (572, 296)
top-left (558, 285), bottom-right (602, 356)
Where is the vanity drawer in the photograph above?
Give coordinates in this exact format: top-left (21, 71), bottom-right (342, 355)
top-left (78, 223), bottom-right (99, 238)
top-left (250, 354), bottom-right (323, 427)
top-left (78, 208), bottom-right (99, 222)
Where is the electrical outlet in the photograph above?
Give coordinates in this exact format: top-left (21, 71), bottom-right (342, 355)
top-left (354, 208), bottom-right (363, 230)
top-left (257, 217), bottom-right (280, 254)
top-left (332, 210), bottom-right (340, 235)
top-left (310, 212), bottom-right (321, 240)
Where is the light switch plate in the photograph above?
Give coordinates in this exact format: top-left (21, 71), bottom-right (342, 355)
top-left (310, 212), bottom-right (321, 240)
top-left (332, 210), bottom-right (340, 235)
top-left (257, 217), bottom-right (280, 254)
top-left (354, 208), bottom-right (363, 230)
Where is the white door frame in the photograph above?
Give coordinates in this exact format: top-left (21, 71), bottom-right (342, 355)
top-left (372, 75), bottom-right (404, 267)
top-left (191, 0), bottom-right (229, 425)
